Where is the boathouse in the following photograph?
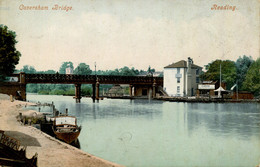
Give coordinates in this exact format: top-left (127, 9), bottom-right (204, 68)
top-left (196, 81), bottom-right (227, 98)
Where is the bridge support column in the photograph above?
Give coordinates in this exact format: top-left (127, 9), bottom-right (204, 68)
top-left (20, 72), bottom-right (26, 84)
top-left (129, 85), bottom-right (133, 97)
top-left (92, 84), bottom-right (96, 102)
top-left (96, 80), bottom-right (99, 100)
top-left (153, 81), bottom-right (156, 98)
top-left (19, 72), bottom-right (26, 101)
top-left (75, 84), bottom-right (81, 103)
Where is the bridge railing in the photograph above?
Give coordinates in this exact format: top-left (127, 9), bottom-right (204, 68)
top-left (22, 74), bottom-right (163, 85)
top-left (25, 74), bottom-right (97, 84)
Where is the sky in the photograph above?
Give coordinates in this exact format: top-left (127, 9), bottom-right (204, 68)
top-left (0, 0), bottom-right (259, 72)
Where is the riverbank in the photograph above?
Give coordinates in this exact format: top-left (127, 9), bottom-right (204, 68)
top-left (154, 96), bottom-right (260, 103)
top-left (86, 95), bottom-right (260, 103)
top-left (0, 94), bottom-right (123, 167)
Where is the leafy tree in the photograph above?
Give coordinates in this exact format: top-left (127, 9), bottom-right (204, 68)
top-left (202, 60), bottom-right (237, 89)
top-left (20, 65), bottom-right (37, 74)
top-left (119, 66), bottom-right (136, 76)
top-left (108, 68), bottom-right (120, 75)
top-left (131, 67), bottom-right (140, 75)
top-left (26, 84), bottom-right (38, 93)
top-left (235, 55), bottom-right (254, 90)
top-left (59, 62), bottom-right (74, 74)
top-left (242, 58), bottom-right (260, 96)
top-left (74, 63), bottom-right (92, 75)
top-left (0, 25), bottom-right (21, 79)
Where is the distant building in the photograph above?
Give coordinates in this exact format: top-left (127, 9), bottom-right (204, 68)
top-left (163, 57), bottom-right (202, 97)
top-left (197, 81), bottom-right (227, 98)
top-left (66, 64), bottom-right (73, 74)
top-left (138, 71), bottom-right (163, 77)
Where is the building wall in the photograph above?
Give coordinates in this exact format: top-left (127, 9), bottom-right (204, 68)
top-left (231, 92), bottom-right (254, 99)
top-left (164, 67), bottom-right (201, 97)
top-left (186, 67), bottom-right (200, 96)
top-left (66, 67), bottom-right (73, 74)
top-left (133, 85), bottom-right (154, 98)
top-left (163, 68), bottom-right (185, 96)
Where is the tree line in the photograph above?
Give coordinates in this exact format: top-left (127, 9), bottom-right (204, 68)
top-left (200, 56), bottom-right (260, 96)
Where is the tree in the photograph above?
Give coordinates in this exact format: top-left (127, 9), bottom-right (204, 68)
top-left (235, 55), bottom-right (254, 90)
top-left (59, 62), bottom-right (74, 74)
top-left (44, 70), bottom-right (56, 74)
top-left (108, 68), bottom-right (120, 75)
top-left (119, 66), bottom-right (136, 76)
top-left (74, 63), bottom-right (92, 75)
top-left (242, 58), bottom-right (260, 96)
top-left (202, 60), bottom-right (237, 89)
top-left (20, 65), bottom-right (37, 74)
top-left (0, 25), bottom-right (21, 79)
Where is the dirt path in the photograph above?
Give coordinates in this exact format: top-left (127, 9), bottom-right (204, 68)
top-left (0, 94), bottom-right (123, 167)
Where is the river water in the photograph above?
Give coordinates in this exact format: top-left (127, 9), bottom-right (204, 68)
top-left (26, 94), bottom-right (260, 167)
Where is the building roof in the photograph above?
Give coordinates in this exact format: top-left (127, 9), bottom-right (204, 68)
top-left (164, 60), bottom-right (202, 69)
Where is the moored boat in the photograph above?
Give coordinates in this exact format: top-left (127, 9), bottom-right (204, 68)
top-left (52, 116), bottom-right (81, 144)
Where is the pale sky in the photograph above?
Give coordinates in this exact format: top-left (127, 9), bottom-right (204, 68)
top-left (0, 0), bottom-right (259, 72)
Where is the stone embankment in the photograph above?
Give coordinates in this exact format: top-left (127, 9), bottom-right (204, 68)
top-left (0, 94), bottom-right (123, 167)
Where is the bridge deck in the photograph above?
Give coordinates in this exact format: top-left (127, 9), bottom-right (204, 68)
top-left (10, 73), bottom-right (163, 85)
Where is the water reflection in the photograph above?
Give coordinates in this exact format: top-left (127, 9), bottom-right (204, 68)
top-left (186, 103), bottom-right (260, 139)
top-left (27, 97), bottom-right (260, 141)
top-left (76, 99), bottom-right (164, 120)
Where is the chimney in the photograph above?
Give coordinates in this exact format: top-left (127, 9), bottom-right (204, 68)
top-left (188, 57), bottom-right (193, 69)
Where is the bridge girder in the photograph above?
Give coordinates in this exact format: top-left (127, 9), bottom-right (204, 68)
top-left (22, 74), bottom-right (163, 85)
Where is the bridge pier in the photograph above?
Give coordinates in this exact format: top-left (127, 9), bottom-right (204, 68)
top-left (92, 84), bottom-right (96, 102)
top-left (129, 85), bottom-right (133, 97)
top-left (19, 72), bottom-right (26, 101)
top-left (75, 84), bottom-right (81, 103)
top-left (153, 80), bottom-right (156, 98)
top-left (96, 80), bottom-right (100, 101)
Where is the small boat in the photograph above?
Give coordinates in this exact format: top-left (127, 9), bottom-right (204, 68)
top-left (52, 116), bottom-right (81, 144)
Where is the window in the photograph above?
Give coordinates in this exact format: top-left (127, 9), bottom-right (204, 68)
top-left (177, 86), bottom-right (180, 93)
top-left (196, 77), bottom-right (200, 83)
top-left (177, 78), bottom-right (180, 83)
top-left (177, 68), bottom-right (180, 74)
top-left (196, 69), bottom-right (200, 75)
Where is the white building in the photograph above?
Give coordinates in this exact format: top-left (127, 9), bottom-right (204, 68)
top-left (66, 64), bottom-right (73, 74)
top-left (163, 57), bottom-right (202, 97)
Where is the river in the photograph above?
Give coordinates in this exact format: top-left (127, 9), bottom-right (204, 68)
top-left (26, 94), bottom-right (260, 167)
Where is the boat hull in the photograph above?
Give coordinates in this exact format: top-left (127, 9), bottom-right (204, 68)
top-left (53, 130), bottom-right (80, 144)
